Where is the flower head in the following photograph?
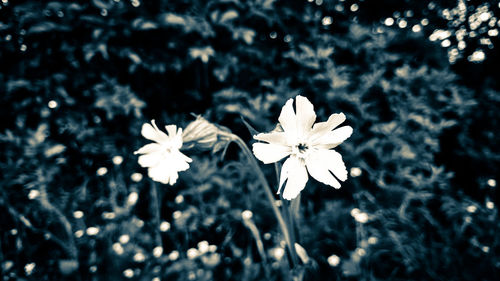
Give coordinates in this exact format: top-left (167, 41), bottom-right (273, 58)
top-left (182, 116), bottom-right (219, 151)
top-left (134, 120), bottom-right (192, 185)
top-left (252, 96), bottom-right (353, 200)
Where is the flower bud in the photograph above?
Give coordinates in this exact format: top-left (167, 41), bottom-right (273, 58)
top-left (294, 243), bottom-right (310, 264)
top-left (182, 116), bottom-right (219, 151)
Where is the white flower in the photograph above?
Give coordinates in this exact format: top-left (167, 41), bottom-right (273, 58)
top-left (252, 96), bottom-right (353, 200)
top-left (134, 120), bottom-right (192, 185)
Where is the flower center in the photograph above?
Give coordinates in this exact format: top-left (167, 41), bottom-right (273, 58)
top-left (297, 143), bottom-right (308, 153)
top-left (292, 142), bottom-right (310, 158)
top-left (161, 143), bottom-right (175, 155)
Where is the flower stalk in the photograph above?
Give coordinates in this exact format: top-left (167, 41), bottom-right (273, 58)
top-left (241, 210), bottom-right (271, 279)
top-left (220, 131), bottom-right (298, 268)
top-left (150, 181), bottom-right (164, 250)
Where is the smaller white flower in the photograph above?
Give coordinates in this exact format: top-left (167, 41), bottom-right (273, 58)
top-left (134, 120), bottom-right (192, 185)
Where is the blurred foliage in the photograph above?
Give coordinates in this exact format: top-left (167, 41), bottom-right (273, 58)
top-left (1, 0), bottom-right (499, 280)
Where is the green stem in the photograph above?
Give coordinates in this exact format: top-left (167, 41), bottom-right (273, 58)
top-left (150, 182), bottom-right (164, 249)
top-left (226, 132), bottom-right (298, 268)
top-left (290, 193), bottom-right (301, 242)
top-left (243, 216), bottom-right (271, 279)
top-left (281, 196), bottom-right (298, 266)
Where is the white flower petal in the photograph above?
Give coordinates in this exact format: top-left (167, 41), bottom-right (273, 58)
top-left (253, 131), bottom-right (288, 145)
top-left (148, 163), bottom-right (176, 185)
top-left (134, 143), bottom-right (162, 155)
top-left (312, 126), bottom-right (353, 149)
top-left (281, 157), bottom-right (308, 200)
top-left (146, 151), bottom-right (191, 185)
top-left (141, 120), bottom-right (169, 143)
top-left (165, 125), bottom-right (178, 138)
top-left (138, 153), bottom-right (163, 168)
top-left (310, 113), bottom-right (346, 139)
top-left (317, 149), bottom-right (348, 182)
top-left (252, 143), bottom-right (291, 164)
top-left (278, 98), bottom-right (297, 142)
top-left (171, 150), bottom-right (193, 168)
top-left (168, 171), bottom-right (179, 185)
top-left (295, 96), bottom-right (316, 138)
top-left (166, 125), bottom-right (183, 149)
top-left (278, 159), bottom-right (290, 194)
top-left (305, 151), bottom-right (341, 189)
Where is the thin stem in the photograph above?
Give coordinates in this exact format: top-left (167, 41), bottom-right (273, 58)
top-left (0, 195), bottom-right (76, 260)
top-left (281, 196), bottom-right (298, 266)
top-left (243, 216), bottom-right (271, 279)
top-left (226, 132), bottom-right (298, 268)
top-left (150, 182), bottom-right (164, 249)
top-left (38, 184), bottom-right (77, 259)
top-left (290, 193), bottom-right (302, 242)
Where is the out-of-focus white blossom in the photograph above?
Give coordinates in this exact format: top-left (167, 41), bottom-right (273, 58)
top-left (112, 243), bottom-right (124, 255)
top-left (202, 252), bottom-right (221, 267)
top-left (412, 24), bottom-right (422, 32)
top-left (486, 201), bottom-right (494, 209)
top-left (168, 250), bottom-right (180, 261)
top-left (28, 189), bottom-right (40, 200)
top-left (173, 210), bottom-right (182, 220)
top-left (466, 205), bottom-right (477, 213)
top-left (368, 236), bottom-right (378, 245)
top-left (253, 96), bottom-right (352, 200)
top-left (355, 248), bottom-right (366, 257)
top-left (187, 248), bottom-right (200, 259)
top-left (175, 195), bottom-right (184, 204)
top-left (48, 100), bottom-right (58, 109)
top-left (73, 210), bottom-right (84, 219)
top-left (119, 234), bottom-right (130, 244)
top-left (127, 192), bottom-right (139, 206)
top-left (102, 212), bottom-right (115, 220)
top-left (327, 254), bottom-right (340, 267)
top-left (198, 241), bottom-right (209, 254)
top-left (96, 167), bottom-right (108, 176)
top-left (123, 269), bottom-right (134, 278)
top-left (160, 221), bottom-right (171, 232)
top-left (112, 155), bottom-right (123, 165)
top-left (354, 212), bottom-right (369, 223)
top-left (468, 50), bottom-right (485, 62)
top-left (130, 172), bottom-right (143, 182)
top-left (270, 247), bottom-right (285, 261)
top-left (86, 227), bottom-right (99, 236)
top-left (487, 179), bottom-right (496, 187)
top-left (135, 120), bottom-right (192, 185)
top-left (189, 46), bottom-right (215, 63)
top-left (153, 246), bottom-right (163, 258)
top-left (350, 167), bottom-right (362, 177)
top-left (241, 210), bottom-right (253, 220)
top-left (208, 244), bottom-right (217, 253)
top-left (25, 263), bottom-right (36, 275)
top-left (133, 252), bottom-right (146, 262)
top-left (350, 208), bottom-right (360, 217)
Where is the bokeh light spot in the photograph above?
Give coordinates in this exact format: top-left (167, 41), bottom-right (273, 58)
top-left (327, 254), bottom-right (340, 267)
top-left (48, 100), bottom-right (58, 108)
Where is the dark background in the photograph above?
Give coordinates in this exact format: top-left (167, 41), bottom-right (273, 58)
top-left (1, 0), bottom-right (499, 280)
